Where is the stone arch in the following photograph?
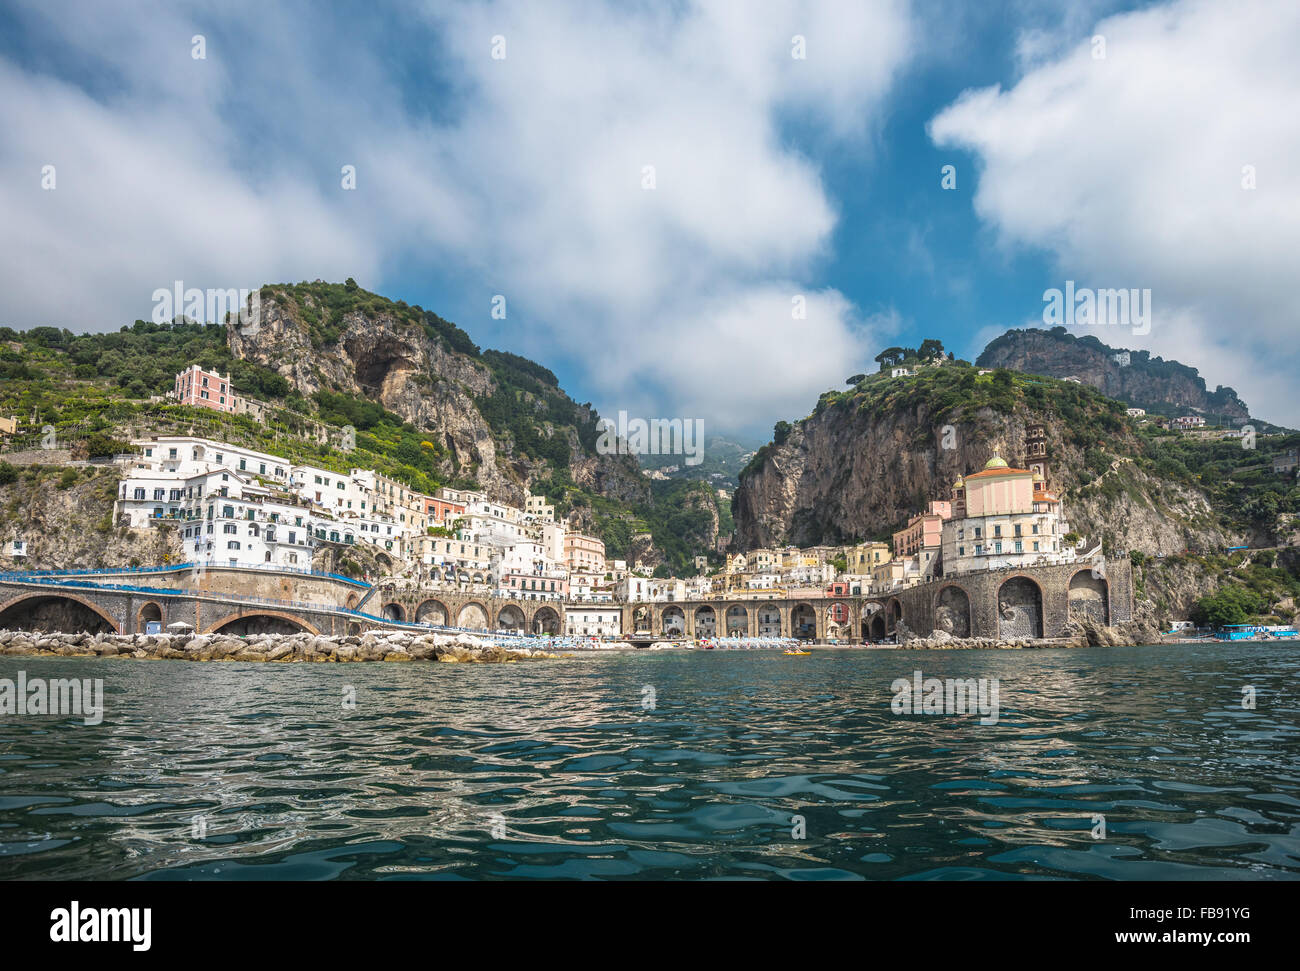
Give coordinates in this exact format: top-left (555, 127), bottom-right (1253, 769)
top-left (632, 605), bottom-right (653, 632)
top-left (457, 601), bottom-right (489, 629)
top-left (693, 605), bottom-right (716, 637)
top-left (1068, 569), bottom-right (1110, 625)
top-left (869, 613), bottom-right (887, 641)
top-left (137, 600), bottom-right (164, 632)
top-left (416, 598), bottom-right (449, 626)
top-left (347, 622), bottom-right (361, 636)
top-left (860, 601), bottom-right (883, 641)
top-left (755, 605), bottom-right (782, 636)
top-left (825, 601), bottom-right (851, 638)
top-left (207, 610), bottom-right (318, 635)
top-left (345, 592), bottom-right (359, 609)
top-left (497, 603), bottom-right (526, 631)
top-left (381, 602), bottom-right (406, 622)
top-left (375, 552), bottom-right (393, 573)
top-left (661, 605), bottom-right (686, 636)
top-left (724, 604), bottom-right (748, 636)
top-left (933, 584), bottom-right (972, 638)
top-left (998, 575), bottom-right (1044, 639)
top-left (886, 597), bottom-right (903, 633)
top-left (0, 592), bottom-right (120, 634)
top-left (790, 602), bottom-right (816, 639)
top-left (533, 606), bottom-right (561, 635)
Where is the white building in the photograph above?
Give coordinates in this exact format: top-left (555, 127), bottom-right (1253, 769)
top-left (565, 606), bottom-right (622, 637)
top-left (940, 456), bottom-right (1079, 575)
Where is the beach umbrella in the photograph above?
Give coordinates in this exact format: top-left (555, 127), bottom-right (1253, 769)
top-left (166, 621), bottom-right (194, 630)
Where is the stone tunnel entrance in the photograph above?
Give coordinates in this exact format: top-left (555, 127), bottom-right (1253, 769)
top-left (210, 614), bottom-right (312, 635)
top-left (998, 577), bottom-right (1044, 639)
top-left (0, 595), bottom-right (117, 634)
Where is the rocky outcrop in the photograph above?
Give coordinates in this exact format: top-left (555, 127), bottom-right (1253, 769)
top-left (977, 327), bottom-right (1250, 422)
top-left (732, 384), bottom-right (1240, 558)
top-left (0, 467), bottom-right (182, 572)
top-left (228, 286), bottom-right (647, 510)
top-left (0, 629), bottom-right (560, 663)
top-left (898, 617), bottom-right (1163, 649)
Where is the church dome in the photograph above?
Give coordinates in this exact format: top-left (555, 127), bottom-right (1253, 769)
top-left (953, 475), bottom-right (965, 489)
top-left (984, 455), bottom-right (1009, 470)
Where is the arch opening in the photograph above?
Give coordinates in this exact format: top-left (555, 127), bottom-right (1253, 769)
top-left (1068, 571), bottom-right (1110, 626)
top-left (416, 599), bottom-right (449, 626)
top-left (0, 594), bottom-right (117, 634)
top-left (533, 606), bottom-right (561, 635)
top-left (934, 585), bottom-right (972, 638)
top-left (497, 604), bottom-right (526, 631)
top-left (998, 576), bottom-right (1044, 639)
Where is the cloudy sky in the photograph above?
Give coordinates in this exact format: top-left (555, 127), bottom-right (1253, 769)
top-left (1, 0), bottom-right (1296, 435)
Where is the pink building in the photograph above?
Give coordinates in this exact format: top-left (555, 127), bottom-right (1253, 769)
top-left (175, 365), bottom-right (236, 413)
top-left (422, 496), bottom-right (466, 527)
top-left (892, 500), bottom-right (952, 557)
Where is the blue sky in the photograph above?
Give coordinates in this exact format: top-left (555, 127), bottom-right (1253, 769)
top-left (1, 0), bottom-right (1296, 436)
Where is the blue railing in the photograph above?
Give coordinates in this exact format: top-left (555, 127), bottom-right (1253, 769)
top-left (0, 573), bottom-right (538, 644)
top-left (0, 561), bottom-right (370, 588)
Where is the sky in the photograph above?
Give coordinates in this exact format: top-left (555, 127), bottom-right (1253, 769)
top-left (1, 0), bottom-right (1296, 438)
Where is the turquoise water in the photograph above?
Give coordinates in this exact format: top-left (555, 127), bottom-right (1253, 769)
top-left (1, 644), bottom-right (1297, 880)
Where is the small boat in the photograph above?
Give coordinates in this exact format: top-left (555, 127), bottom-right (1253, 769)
top-left (783, 649), bottom-right (810, 656)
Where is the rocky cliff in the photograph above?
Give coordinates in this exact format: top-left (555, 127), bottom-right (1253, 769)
top-left (977, 327), bottom-right (1250, 422)
top-left (732, 364), bottom-right (1242, 558)
top-left (0, 466), bottom-right (183, 571)
top-left (228, 282), bottom-right (647, 510)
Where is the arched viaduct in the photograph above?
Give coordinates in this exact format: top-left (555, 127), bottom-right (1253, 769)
top-left (0, 559), bottom-right (1132, 643)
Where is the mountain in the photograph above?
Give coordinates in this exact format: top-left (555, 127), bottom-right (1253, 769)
top-left (637, 434), bottom-right (758, 488)
top-left (976, 327), bottom-right (1254, 425)
top-left (0, 280), bottom-right (723, 573)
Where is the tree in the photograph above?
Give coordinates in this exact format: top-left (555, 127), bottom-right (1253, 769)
top-left (845, 373), bottom-right (866, 386)
top-left (918, 338), bottom-right (945, 361)
top-left (773, 420), bottom-right (793, 445)
top-left (875, 347), bottom-right (905, 370)
top-left (1191, 586), bottom-right (1265, 628)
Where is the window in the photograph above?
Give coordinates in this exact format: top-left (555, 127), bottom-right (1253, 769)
top-left (958, 546), bottom-right (965, 557)
top-left (993, 525), bottom-right (1002, 538)
top-left (974, 526), bottom-right (982, 538)
top-left (239, 459), bottom-right (246, 471)
top-left (133, 487), bottom-right (146, 500)
top-left (1014, 524), bottom-right (1022, 537)
top-left (169, 448), bottom-right (178, 459)
top-left (994, 542), bottom-right (1002, 554)
top-left (224, 524), bottom-right (237, 534)
top-left (223, 505), bottom-right (234, 518)
top-left (1032, 524), bottom-right (1039, 534)
top-left (1014, 541), bottom-right (1023, 553)
top-left (227, 541), bottom-right (240, 550)
top-left (974, 544), bottom-right (983, 556)
top-left (259, 463), bottom-right (266, 474)
top-left (1033, 542), bottom-right (1040, 552)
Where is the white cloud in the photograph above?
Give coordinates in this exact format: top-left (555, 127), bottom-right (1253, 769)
top-left (0, 0), bottom-right (915, 436)
top-left (929, 0), bottom-right (1300, 425)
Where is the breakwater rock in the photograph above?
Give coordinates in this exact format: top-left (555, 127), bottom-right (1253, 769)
top-left (0, 629), bottom-right (561, 663)
top-left (899, 619), bottom-right (1163, 650)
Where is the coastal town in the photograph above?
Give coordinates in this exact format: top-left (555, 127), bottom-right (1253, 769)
top-left (14, 363), bottom-right (1109, 644)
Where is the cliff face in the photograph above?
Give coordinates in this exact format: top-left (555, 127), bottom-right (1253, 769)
top-left (227, 287), bottom-right (647, 510)
top-left (976, 327), bottom-right (1250, 421)
top-left (732, 372), bottom-right (1241, 557)
top-left (0, 467), bottom-right (182, 571)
